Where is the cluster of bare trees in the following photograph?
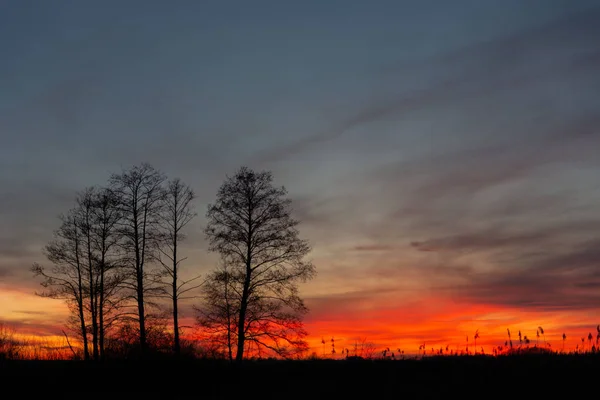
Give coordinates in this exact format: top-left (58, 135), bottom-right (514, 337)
top-left (32, 164), bottom-right (197, 360)
top-left (32, 164), bottom-right (315, 362)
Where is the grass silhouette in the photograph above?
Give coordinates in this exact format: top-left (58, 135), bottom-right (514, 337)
top-left (1, 353), bottom-right (599, 397)
top-left (2, 322), bottom-right (600, 397)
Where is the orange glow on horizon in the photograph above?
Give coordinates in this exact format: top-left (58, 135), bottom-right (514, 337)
top-left (2, 287), bottom-right (599, 359)
top-left (0, 286), bottom-right (68, 336)
top-left (303, 294), bottom-right (600, 357)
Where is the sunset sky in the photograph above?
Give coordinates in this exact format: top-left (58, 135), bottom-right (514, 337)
top-left (1, 0), bottom-right (600, 356)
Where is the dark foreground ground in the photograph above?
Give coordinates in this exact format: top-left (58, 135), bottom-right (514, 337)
top-left (1, 355), bottom-right (599, 398)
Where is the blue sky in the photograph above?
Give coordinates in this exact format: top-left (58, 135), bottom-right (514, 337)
top-left (1, 0), bottom-right (600, 346)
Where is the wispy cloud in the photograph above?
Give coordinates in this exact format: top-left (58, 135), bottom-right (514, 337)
top-left (415, 232), bottom-right (600, 312)
top-left (351, 245), bottom-right (395, 252)
top-left (252, 8), bottom-right (600, 165)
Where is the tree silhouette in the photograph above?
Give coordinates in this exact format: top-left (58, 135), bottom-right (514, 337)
top-left (76, 188), bottom-right (102, 360)
top-left (157, 177), bottom-right (200, 355)
top-left (32, 187), bottom-right (125, 360)
top-left (109, 163), bottom-right (167, 355)
top-left (32, 210), bottom-right (91, 360)
top-left (202, 167), bottom-right (315, 361)
top-left (90, 186), bottom-right (125, 360)
top-left (195, 260), bottom-right (238, 362)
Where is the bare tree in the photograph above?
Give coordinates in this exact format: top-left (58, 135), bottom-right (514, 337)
top-left (89, 187), bottom-right (124, 359)
top-left (109, 163), bottom-right (166, 354)
top-left (33, 187), bottom-right (125, 361)
top-left (196, 260), bottom-right (238, 362)
top-left (31, 210), bottom-right (90, 360)
top-left (157, 178), bottom-right (200, 355)
top-left (202, 166), bottom-right (315, 361)
top-left (76, 188), bottom-right (101, 360)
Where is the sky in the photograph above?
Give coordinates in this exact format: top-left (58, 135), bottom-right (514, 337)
top-left (1, 0), bottom-right (600, 356)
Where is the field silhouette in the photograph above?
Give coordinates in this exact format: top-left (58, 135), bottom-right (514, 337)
top-left (2, 354), bottom-right (598, 397)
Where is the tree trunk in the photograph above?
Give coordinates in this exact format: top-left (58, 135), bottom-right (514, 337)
top-left (137, 269), bottom-right (146, 354)
top-left (172, 270), bottom-right (180, 355)
top-left (225, 279), bottom-right (233, 363)
top-left (85, 210), bottom-right (99, 361)
top-left (99, 259), bottom-right (105, 360)
top-left (236, 198), bottom-right (253, 363)
top-left (235, 285), bottom-right (248, 362)
top-left (91, 298), bottom-right (99, 360)
top-left (134, 208), bottom-right (147, 355)
top-left (78, 297), bottom-right (89, 361)
top-left (172, 229), bottom-right (180, 355)
top-left (235, 261), bottom-right (252, 362)
top-left (74, 228), bottom-right (89, 361)
top-left (88, 264), bottom-right (99, 361)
